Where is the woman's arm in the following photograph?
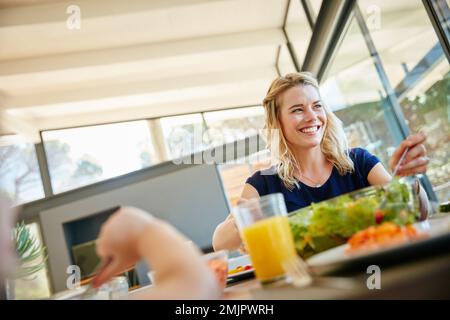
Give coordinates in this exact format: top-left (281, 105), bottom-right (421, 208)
top-left (212, 213), bottom-right (242, 252)
top-left (367, 162), bottom-right (392, 186)
top-left (212, 183), bottom-right (259, 252)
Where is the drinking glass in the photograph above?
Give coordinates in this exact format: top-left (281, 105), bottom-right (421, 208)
top-left (233, 193), bottom-right (297, 285)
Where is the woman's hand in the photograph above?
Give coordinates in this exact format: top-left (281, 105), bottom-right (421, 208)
top-left (212, 198), bottom-right (255, 252)
top-left (212, 213), bottom-right (243, 252)
top-left (94, 206), bottom-right (155, 287)
top-left (389, 132), bottom-right (429, 177)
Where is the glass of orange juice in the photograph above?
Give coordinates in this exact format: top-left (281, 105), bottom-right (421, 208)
top-left (233, 193), bottom-right (298, 285)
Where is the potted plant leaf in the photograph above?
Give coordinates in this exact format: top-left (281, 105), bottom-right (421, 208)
top-left (6, 221), bottom-right (48, 300)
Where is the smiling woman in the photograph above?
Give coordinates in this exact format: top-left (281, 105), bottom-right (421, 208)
top-left (213, 72), bottom-right (430, 252)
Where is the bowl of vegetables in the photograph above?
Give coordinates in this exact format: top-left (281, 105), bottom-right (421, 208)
top-left (288, 178), bottom-right (420, 259)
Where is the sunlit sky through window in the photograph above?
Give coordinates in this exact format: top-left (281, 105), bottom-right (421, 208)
top-left (42, 121), bottom-right (153, 178)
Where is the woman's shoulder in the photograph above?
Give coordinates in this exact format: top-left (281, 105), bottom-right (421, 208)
top-left (245, 165), bottom-right (280, 195)
top-left (349, 146), bottom-right (370, 156)
top-left (246, 165), bottom-right (278, 182)
top-left (348, 147), bottom-right (381, 174)
top-left (349, 147), bottom-right (378, 161)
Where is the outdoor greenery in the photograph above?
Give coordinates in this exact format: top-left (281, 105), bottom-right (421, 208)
top-left (12, 221), bottom-right (48, 279)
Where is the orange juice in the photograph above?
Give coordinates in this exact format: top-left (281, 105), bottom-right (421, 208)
top-left (241, 215), bottom-right (297, 283)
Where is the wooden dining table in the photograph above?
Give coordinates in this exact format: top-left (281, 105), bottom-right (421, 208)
top-left (125, 250), bottom-right (449, 300)
top-left (223, 251), bottom-right (450, 299)
top-left (125, 215), bottom-right (450, 300)
top-left (221, 214), bottom-right (450, 300)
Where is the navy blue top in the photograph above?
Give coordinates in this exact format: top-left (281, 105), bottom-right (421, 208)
top-left (246, 148), bottom-right (380, 213)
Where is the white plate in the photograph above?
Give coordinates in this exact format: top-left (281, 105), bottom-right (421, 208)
top-left (307, 244), bottom-right (349, 267)
top-left (306, 216), bottom-right (450, 274)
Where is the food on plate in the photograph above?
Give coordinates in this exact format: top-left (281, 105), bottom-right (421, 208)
top-left (289, 179), bottom-right (419, 258)
top-left (228, 264), bottom-right (253, 276)
top-left (207, 259), bottom-right (228, 288)
top-left (203, 250), bottom-right (228, 288)
top-left (346, 222), bottom-right (426, 254)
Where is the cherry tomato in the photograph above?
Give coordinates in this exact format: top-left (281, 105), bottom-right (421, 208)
top-left (375, 210), bottom-right (384, 224)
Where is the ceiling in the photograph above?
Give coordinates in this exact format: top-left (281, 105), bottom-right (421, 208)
top-left (0, 0), bottom-right (298, 137)
top-left (1, 0), bottom-right (446, 140)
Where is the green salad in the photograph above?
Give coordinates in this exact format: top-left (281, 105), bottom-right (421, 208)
top-left (288, 178), bottom-right (419, 258)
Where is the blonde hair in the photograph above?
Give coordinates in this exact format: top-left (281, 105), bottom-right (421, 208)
top-left (263, 72), bottom-right (354, 190)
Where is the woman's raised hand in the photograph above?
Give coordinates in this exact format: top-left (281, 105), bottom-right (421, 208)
top-left (389, 132), bottom-right (429, 177)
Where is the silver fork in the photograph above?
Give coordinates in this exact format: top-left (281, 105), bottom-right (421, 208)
top-left (392, 147), bottom-right (409, 177)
